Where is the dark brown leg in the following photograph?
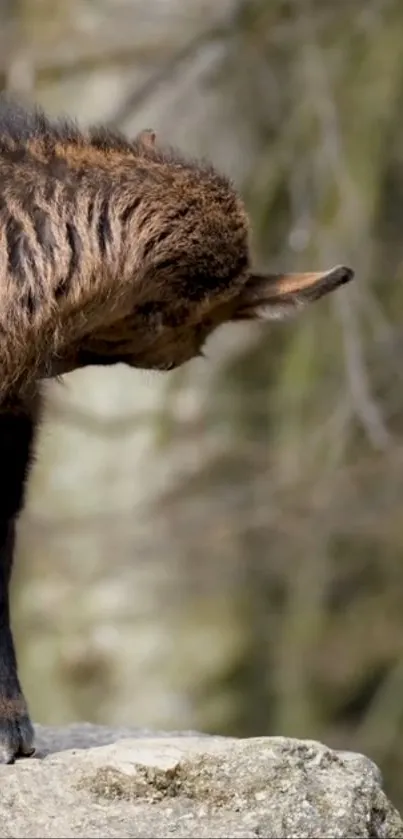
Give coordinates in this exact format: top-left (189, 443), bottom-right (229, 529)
top-left (0, 395), bottom-right (39, 762)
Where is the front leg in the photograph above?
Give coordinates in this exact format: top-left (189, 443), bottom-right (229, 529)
top-left (0, 520), bottom-right (34, 762)
top-left (0, 402), bottom-right (38, 763)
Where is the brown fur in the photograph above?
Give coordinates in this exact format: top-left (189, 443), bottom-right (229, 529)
top-left (0, 96), bottom-right (354, 764)
top-left (0, 97), bottom-right (353, 402)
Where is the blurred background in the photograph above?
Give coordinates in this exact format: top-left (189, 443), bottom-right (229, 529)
top-left (5, 0), bottom-right (403, 811)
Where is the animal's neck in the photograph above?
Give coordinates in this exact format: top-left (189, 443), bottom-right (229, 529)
top-left (0, 155), bottom-right (175, 402)
top-left (0, 187), bottom-right (136, 400)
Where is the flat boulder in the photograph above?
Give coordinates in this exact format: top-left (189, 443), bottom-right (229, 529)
top-left (0, 723), bottom-right (401, 838)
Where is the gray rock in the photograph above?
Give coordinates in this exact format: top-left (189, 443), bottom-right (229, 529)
top-left (0, 724), bottom-right (401, 838)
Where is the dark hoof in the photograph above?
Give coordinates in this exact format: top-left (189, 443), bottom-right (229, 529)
top-left (0, 697), bottom-right (35, 764)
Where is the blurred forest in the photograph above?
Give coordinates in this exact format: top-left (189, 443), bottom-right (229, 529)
top-left (5, 0), bottom-right (403, 813)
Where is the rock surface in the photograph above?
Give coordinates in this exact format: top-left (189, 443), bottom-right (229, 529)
top-left (0, 724), bottom-right (402, 838)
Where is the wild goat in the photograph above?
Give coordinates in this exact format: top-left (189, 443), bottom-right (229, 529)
top-left (0, 97), bottom-right (354, 763)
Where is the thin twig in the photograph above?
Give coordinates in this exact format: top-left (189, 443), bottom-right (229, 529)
top-left (106, 21), bottom-right (229, 130)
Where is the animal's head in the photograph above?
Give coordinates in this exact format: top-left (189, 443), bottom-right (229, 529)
top-left (60, 129), bottom-right (354, 376)
top-left (75, 264), bottom-right (353, 374)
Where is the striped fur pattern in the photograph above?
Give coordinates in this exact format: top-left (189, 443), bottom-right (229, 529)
top-left (0, 98), bottom-right (250, 399)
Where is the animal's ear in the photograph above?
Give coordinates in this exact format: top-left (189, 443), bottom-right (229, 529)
top-left (231, 265), bottom-right (354, 321)
top-left (136, 128), bottom-right (157, 149)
